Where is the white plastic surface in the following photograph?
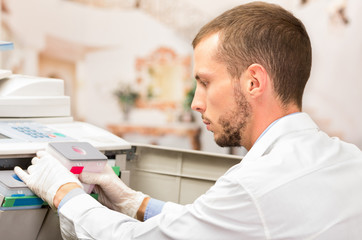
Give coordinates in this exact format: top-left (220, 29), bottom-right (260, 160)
top-left (0, 74), bottom-right (71, 117)
top-left (0, 170), bottom-right (34, 197)
top-left (0, 75), bottom-right (64, 97)
top-left (0, 121), bottom-right (132, 155)
top-left (0, 69), bottom-right (12, 79)
top-left (127, 144), bottom-right (242, 204)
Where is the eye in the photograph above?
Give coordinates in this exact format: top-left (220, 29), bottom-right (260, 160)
top-left (199, 80), bottom-right (208, 87)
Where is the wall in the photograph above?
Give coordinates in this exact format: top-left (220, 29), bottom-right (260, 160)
top-left (297, 0), bottom-right (362, 147)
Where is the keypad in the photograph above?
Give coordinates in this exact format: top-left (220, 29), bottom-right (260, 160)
top-left (0, 122), bottom-right (74, 143)
top-left (11, 126), bottom-right (52, 139)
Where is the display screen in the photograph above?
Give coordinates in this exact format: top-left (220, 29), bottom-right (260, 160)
top-left (0, 133), bottom-right (11, 139)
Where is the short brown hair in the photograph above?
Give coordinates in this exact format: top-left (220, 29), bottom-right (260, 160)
top-left (192, 2), bottom-right (312, 108)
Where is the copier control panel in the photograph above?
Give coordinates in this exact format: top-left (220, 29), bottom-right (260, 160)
top-left (0, 122), bottom-right (74, 143)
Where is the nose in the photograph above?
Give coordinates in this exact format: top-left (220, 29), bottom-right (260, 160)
top-left (191, 87), bottom-right (206, 113)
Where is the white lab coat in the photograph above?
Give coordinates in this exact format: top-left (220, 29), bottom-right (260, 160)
top-left (59, 113), bottom-right (362, 239)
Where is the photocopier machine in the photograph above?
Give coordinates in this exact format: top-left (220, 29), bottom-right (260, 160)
top-left (0, 70), bottom-right (241, 240)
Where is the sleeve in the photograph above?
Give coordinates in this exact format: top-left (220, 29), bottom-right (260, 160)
top-left (58, 175), bottom-right (266, 240)
top-left (59, 194), bottom-right (139, 239)
top-left (144, 198), bottom-right (165, 221)
top-left (58, 188), bottom-right (86, 210)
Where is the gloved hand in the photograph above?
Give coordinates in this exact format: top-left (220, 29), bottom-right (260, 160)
top-left (79, 164), bottom-right (147, 218)
top-left (14, 151), bottom-right (82, 209)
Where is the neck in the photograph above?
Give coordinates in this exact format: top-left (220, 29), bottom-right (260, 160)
top-left (243, 103), bottom-right (300, 150)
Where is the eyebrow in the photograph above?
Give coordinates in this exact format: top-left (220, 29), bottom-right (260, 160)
top-left (195, 72), bottom-right (212, 81)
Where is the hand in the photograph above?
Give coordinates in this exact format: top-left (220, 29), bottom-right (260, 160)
top-left (79, 164), bottom-right (147, 218)
top-left (14, 151), bottom-right (82, 209)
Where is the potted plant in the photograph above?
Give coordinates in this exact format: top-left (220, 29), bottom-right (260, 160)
top-left (114, 83), bottom-right (139, 121)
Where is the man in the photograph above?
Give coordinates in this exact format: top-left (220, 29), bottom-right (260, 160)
top-left (15, 1), bottom-right (362, 239)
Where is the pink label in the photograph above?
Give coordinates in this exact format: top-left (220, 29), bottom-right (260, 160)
top-left (70, 166), bottom-right (84, 174)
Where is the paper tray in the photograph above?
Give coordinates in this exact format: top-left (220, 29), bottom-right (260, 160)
top-left (0, 170), bottom-right (43, 209)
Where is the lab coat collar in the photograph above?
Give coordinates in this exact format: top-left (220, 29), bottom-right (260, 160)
top-left (242, 112), bottom-right (319, 163)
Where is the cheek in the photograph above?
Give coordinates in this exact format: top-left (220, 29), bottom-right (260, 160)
top-left (207, 86), bottom-right (235, 113)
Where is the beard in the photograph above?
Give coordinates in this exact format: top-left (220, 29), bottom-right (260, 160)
top-left (214, 83), bottom-right (251, 147)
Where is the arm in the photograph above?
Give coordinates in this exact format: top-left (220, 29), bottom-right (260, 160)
top-left (54, 183), bottom-right (150, 221)
top-left (58, 175), bottom-right (262, 240)
top-left (53, 183), bottom-right (82, 208)
top-left (55, 164), bottom-right (164, 221)
top-left (54, 184), bottom-right (156, 221)
top-left (137, 196), bottom-right (150, 221)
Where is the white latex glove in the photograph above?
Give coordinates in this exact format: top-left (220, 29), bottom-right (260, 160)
top-left (14, 151), bottom-right (82, 209)
top-left (79, 164), bottom-right (147, 218)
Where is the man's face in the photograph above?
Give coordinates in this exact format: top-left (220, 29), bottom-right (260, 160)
top-left (191, 34), bottom-right (251, 147)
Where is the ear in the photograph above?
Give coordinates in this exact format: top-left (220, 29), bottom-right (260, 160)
top-left (244, 64), bottom-right (269, 97)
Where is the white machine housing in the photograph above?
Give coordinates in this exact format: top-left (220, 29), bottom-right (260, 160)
top-left (0, 74), bottom-right (70, 118)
